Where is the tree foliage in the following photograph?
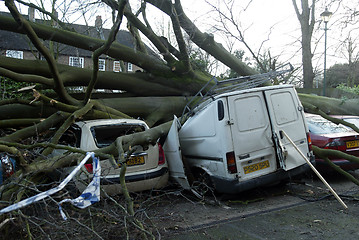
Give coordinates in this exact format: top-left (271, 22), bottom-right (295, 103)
top-left (327, 62), bottom-right (359, 87)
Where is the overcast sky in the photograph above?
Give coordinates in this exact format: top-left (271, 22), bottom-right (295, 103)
top-left (0, 0), bottom-right (357, 73)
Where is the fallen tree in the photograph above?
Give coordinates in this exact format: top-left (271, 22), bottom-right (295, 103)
top-left (1, 0), bottom-right (359, 238)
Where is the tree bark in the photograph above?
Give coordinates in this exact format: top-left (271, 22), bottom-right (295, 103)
top-left (299, 93), bottom-right (359, 115)
top-left (0, 96), bottom-right (187, 123)
top-left (292, 0), bottom-right (315, 88)
top-left (0, 56), bottom-right (188, 96)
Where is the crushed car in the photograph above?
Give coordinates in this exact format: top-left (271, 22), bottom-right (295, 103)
top-left (54, 119), bottom-right (169, 195)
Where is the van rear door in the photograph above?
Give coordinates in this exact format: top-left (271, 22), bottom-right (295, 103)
top-left (264, 87), bottom-right (308, 170)
top-left (227, 92), bottom-right (277, 180)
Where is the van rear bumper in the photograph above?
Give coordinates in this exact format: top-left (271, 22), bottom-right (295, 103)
top-left (211, 163), bottom-right (312, 194)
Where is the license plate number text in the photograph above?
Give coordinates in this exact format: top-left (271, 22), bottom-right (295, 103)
top-left (119, 155), bottom-right (145, 167)
top-left (346, 140), bottom-right (359, 149)
top-left (243, 160), bottom-right (270, 174)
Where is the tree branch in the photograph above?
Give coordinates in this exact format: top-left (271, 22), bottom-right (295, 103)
top-left (41, 101), bottom-right (96, 156)
top-left (146, 0), bottom-right (257, 76)
top-left (5, 0), bottom-right (79, 105)
top-left (84, 0), bottom-right (127, 103)
top-left (122, 6), bottom-right (177, 65)
top-left (0, 67), bottom-right (53, 86)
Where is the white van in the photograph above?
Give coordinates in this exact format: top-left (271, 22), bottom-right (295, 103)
top-left (164, 85), bottom-right (313, 194)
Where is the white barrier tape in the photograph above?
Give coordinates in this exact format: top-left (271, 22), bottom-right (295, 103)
top-left (0, 152), bottom-right (101, 217)
top-left (59, 153), bottom-right (101, 220)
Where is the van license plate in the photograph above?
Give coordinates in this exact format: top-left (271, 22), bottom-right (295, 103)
top-left (119, 156), bottom-right (145, 167)
top-left (346, 140), bottom-right (359, 149)
top-left (243, 160), bottom-right (270, 174)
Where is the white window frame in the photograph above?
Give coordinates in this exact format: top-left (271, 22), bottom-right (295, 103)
top-left (6, 50), bottom-right (23, 59)
top-left (69, 56), bottom-right (84, 68)
top-left (98, 59), bottom-right (106, 71)
top-left (127, 62), bottom-right (133, 72)
top-left (113, 61), bottom-right (121, 72)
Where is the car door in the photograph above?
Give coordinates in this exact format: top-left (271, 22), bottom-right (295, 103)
top-left (227, 91), bottom-right (277, 180)
top-left (264, 87), bottom-right (308, 170)
top-left (163, 116), bottom-right (191, 190)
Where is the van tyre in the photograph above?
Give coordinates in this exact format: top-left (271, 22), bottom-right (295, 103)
top-left (192, 170), bottom-right (214, 196)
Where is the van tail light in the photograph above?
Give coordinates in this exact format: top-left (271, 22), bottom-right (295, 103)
top-left (324, 139), bottom-right (346, 151)
top-left (158, 143), bottom-right (166, 165)
top-left (306, 132), bottom-right (312, 151)
top-left (84, 163), bottom-right (93, 173)
top-left (226, 151), bottom-right (237, 174)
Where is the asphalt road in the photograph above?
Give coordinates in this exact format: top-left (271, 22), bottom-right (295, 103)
top-left (161, 172), bottom-right (359, 240)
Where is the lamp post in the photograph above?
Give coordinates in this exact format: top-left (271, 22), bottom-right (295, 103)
top-left (321, 7), bottom-right (332, 96)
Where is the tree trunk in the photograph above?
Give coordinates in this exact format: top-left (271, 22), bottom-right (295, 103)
top-left (298, 93), bottom-right (359, 115)
top-left (292, 0), bottom-right (315, 88)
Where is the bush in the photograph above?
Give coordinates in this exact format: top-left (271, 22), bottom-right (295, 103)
top-left (336, 84), bottom-right (359, 95)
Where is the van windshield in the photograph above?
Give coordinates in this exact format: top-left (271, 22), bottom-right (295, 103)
top-left (91, 124), bottom-right (146, 148)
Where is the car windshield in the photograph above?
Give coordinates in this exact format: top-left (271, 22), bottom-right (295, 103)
top-left (91, 124), bottom-right (146, 148)
top-left (306, 116), bottom-right (351, 134)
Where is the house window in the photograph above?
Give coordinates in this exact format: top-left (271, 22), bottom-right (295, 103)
top-left (127, 62), bottom-right (133, 72)
top-left (113, 61), bottom-right (121, 72)
top-left (99, 59), bottom-right (106, 71)
top-left (6, 50), bottom-right (23, 59)
top-left (69, 56), bottom-right (84, 68)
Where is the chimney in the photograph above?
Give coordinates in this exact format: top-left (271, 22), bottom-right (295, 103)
top-left (95, 16), bottom-right (105, 40)
top-left (52, 11), bottom-right (58, 27)
top-left (28, 7), bottom-right (35, 22)
top-left (95, 16), bottom-right (102, 30)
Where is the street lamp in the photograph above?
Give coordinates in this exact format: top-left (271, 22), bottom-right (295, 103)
top-left (321, 7), bottom-right (332, 96)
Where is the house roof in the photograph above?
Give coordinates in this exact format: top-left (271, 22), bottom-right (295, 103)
top-left (0, 11), bottom-right (148, 58)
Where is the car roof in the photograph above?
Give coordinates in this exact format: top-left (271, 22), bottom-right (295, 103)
top-left (305, 113), bottom-right (357, 135)
top-left (304, 113), bottom-right (325, 120)
top-left (331, 115), bottom-right (359, 119)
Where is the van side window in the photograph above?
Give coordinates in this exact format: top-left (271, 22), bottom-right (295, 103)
top-left (217, 100), bottom-right (224, 121)
top-left (269, 91), bottom-right (298, 125)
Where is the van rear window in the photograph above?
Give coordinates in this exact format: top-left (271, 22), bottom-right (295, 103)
top-left (269, 91), bottom-right (298, 125)
top-left (91, 124), bottom-right (145, 148)
top-left (234, 95), bottom-right (266, 132)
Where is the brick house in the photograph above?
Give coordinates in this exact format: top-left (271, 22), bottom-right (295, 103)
top-left (0, 9), bottom-right (147, 73)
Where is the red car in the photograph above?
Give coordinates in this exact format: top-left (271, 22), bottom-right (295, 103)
top-left (305, 113), bottom-right (359, 171)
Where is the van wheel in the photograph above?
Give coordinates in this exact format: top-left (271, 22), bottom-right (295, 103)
top-left (191, 170), bottom-right (214, 196)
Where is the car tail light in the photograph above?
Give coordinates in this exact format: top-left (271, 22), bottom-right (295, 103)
top-left (158, 143), bottom-right (166, 165)
top-left (226, 151), bottom-right (237, 174)
top-left (324, 138), bottom-right (346, 151)
top-left (306, 132), bottom-right (312, 151)
top-left (84, 163), bottom-right (93, 173)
